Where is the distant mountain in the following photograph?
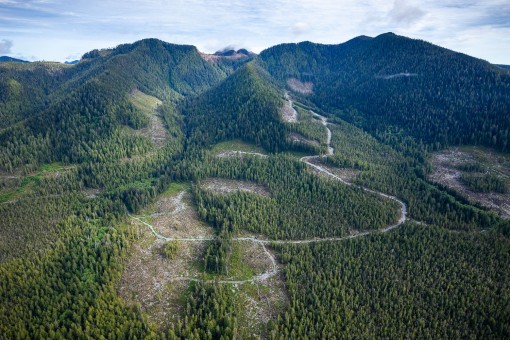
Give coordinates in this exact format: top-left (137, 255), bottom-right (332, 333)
top-left (1, 34), bottom-right (509, 172)
top-left (2, 35), bottom-right (510, 340)
top-left (214, 49), bottom-right (237, 56)
top-left (0, 56), bottom-right (28, 63)
top-left (64, 60), bottom-right (79, 65)
top-left (214, 48), bottom-right (256, 58)
top-left (237, 48), bottom-right (256, 57)
top-left (258, 32), bottom-right (510, 151)
top-left (496, 64), bottom-right (510, 71)
top-left (199, 48), bottom-right (255, 74)
top-left (0, 38), bottom-right (240, 170)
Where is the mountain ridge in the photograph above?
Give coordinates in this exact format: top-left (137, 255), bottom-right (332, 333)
top-left (2, 33), bottom-right (510, 172)
top-left (1, 33), bottom-right (510, 339)
top-left (0, 56), bottom-right (29, 63)
top-left (258, 32), bottom-right (510, 151)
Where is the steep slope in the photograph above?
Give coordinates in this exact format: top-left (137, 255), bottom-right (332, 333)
top-left (258, 33), bottom-right (510, 151)
top-left (0, 35), bottom-right (509, 339)
top-left (0, 39), bottom-right (230, 171)
top-left (185, 62), bottom-right (290, 152)
top-left (198, 50), bottom-right (255, 78)
top-left (0, 62), bottom-right (75, 129)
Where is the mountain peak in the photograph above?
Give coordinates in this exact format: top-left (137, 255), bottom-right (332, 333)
top-left (0, 56), bottom-right (29, 63)
top-left (377, 32), bottom-right (397, 38)
top-left (214, 48), bottom-right (255, 58)
top-left (351, 35), bottom-right (373, 41)
top-left (372, 32), bottom-right (413, 43)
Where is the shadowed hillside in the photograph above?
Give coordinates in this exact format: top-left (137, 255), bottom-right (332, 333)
top-left (259, 33), bottom-right (510, 151)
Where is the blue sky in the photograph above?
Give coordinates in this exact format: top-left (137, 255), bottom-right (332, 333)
top-left (0, 0), bottom-right (509, 63)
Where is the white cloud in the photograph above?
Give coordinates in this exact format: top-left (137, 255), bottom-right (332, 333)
top-left (388, 0), bottom-right (425, 26)
top-left (0, 39), bottom-right (13, 54)
top-left (0, 0), bottom-right (509, 63)
top-left (290, 22), bottom-right (310, 35)
top-left (65, 52), bottom-right (81, 61)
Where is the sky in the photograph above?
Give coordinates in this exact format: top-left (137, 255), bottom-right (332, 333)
top-left (0, 0), bottom-right (509, 64)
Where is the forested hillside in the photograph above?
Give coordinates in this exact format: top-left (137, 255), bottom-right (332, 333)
top-left (1, 36), bottom-right (509, 338)
top-left (0, 39), bottom-right (245, 172)
top-left (185, 63), bottom-right (293, 152)
top-left (274, 224), bottom-right (510, 338)
top-left (258, 33), bottom-right (510, 151)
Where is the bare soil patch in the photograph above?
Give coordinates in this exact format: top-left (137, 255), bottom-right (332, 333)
top-left (281, 96), bottom-right (298, 123)
top-left (147, 191), bottom-right (215, 239)
top-left (146, 112), bottom-right (169, 148)
top-left (82, 188), bottom-right (101, 199)
top-left (287, 78), bottom-right (313, 94)
top-left (129, 90), bottom-right (169, 148)
top-left (118, 223), bottom-right (208, 329)
top-left (428, 147), bottom-right (510, 218)
top-left (199, 52), bottom-right (249, 63)
top-left (202, 178), bottom-right (272, 197)
top-left (236, 271), bottom-right (288, 338)
top-left (118, 189), bottom-right (215, 329)
top-left (288, 132), bottom-right (319, 146)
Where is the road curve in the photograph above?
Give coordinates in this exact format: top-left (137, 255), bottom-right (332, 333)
top-left (129, 97), bottom-right (408, 284)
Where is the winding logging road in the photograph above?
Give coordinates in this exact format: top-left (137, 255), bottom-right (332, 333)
top-left (130, 97), bottom-right (408, 285)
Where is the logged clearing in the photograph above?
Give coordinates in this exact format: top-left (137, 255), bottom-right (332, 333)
top-left (281, 93), bottom-right (298, 123)
top-left (288, 132), bottom-right (320, 146)
top-left (130, 89), bottom-right (162, 111)
top-left (129, 90), bottom-right (169, 148)
top-left (235, 272), bottom-right (288, 338)
top-left (146, 112), bottom-right (169, 148)
top-left (117, 222), bottom-right (207, 329)
top-left (119, 182), bottom-right (287, 334)
top-left (216, 151), bottom-right (268, 159)
top-left (236, 240), bottom-right (272, 274)
top-left (0, 163), bottom-right (74, 203)
top-left (212, 139), bottom-right (267, 157)
top-left (146, 189), bottom-right (214, 239)
top-left (429, 147), bottom-right (510, 217)
top-left (287, 78), bottom-right (313, 94)
top-left (118, 187), bottom-right (214, 329)
top-left (199, 52), bottom-right (250, 63)
top-left (119, 189), bottom-right (287, 333)
top-left (82, 188), bottom-right (101, 199)
top-left (0, 176), bottom-right (21, 193)
top-left (202, 178), bottom-right (272, 197)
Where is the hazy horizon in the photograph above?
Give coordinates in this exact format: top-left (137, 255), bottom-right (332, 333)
top-left (1, 0), bottom-right (509, 64)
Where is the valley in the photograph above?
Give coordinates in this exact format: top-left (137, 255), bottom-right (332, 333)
top-left (117, 96), bottom-right (408, 336)
top-left (1, 34), bottom-right (509, 338)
